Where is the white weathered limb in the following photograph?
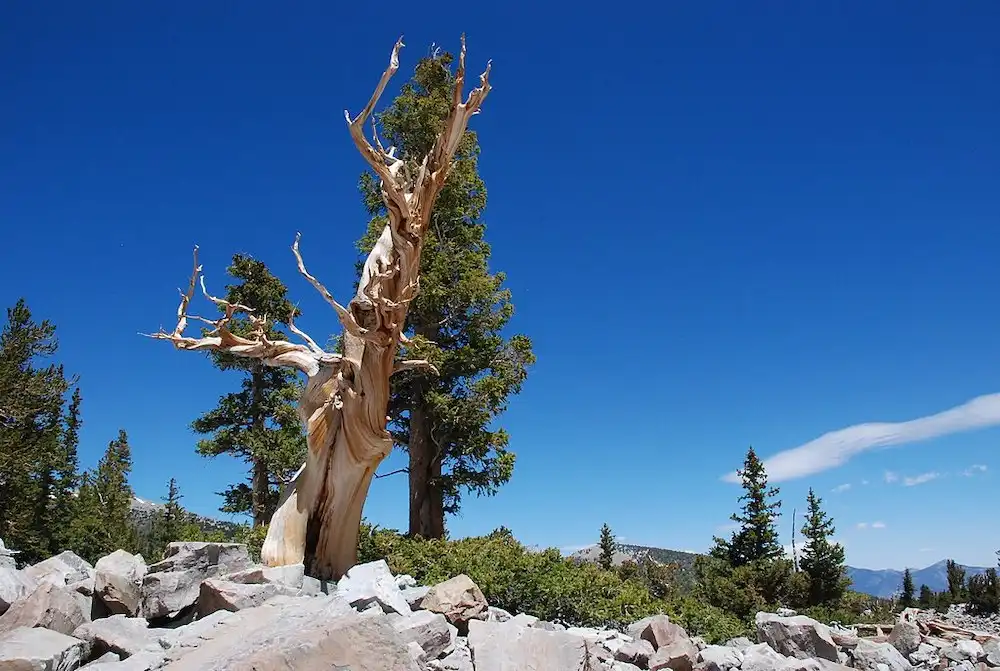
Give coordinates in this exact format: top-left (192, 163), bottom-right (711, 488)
top-left (154, 37), bottom-right (491, 580)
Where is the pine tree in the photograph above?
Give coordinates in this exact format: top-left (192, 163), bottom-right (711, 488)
top-left (141, 477), bottom-right (203, 560)
top-left (946, 559), bottom-right (966, 600)
top-left (192, 255), bottom-right (307, 525)
top-left (51, 387), bottom-right (81, 552)
top-left (918, 584), bottom-right (933, 608)
top-left (0, 299), bottom-right (72, 562)
top-left (798, 488), bottom-right (848, 606)
top-left (356, 51), bottom-right (535, 538)
top-left (711, 446), bottom-right (784, 567)
top-left (69, 430), bottom-right (138, 563)
top-left (598, 523), bottom-right (617, 570)
top-left (900, 568), bottom-right (915, 608)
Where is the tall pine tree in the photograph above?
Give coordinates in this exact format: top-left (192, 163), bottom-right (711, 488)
top-left (946, 559), bottom-right (966, 600)
top-left (799, 488), bottom-right (848, 605)
top-left (598, 523), bottom-right (617, 570)
top-left (900, 568), bottom-right (915, 608)
top-left (192, 255), bottom-right (307, 526)
top-left (69, 429), bottom-right (138, 563)
top-left (356, 50), bottom-right (535, 538)
top-left (711, 446), bottom-right (784, 567)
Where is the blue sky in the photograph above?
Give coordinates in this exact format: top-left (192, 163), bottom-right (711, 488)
top-left (2, 2), bottom-right (998, 571)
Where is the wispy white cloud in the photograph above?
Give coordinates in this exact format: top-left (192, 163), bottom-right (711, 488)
top-left (856, 521), bottom-right (886, 530)
top-left (860, 479), bottom-right (870, 485)
top-left (884, 471), bottom-right (899, 484)
top-left (721, 393), bottom-right (1000, 483)
top-left (871, 521), bottom-right (886, 529)
top-left (832, 483), bottom-right (852, 493)
top-left (963, 464), bottom-right (988, 477)
top-left (903, 472), bottom-right (941, 487)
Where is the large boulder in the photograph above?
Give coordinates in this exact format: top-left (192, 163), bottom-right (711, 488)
top-left (851, 639), bottom-right (912, 671)
top-left (617, 638), bottom-right (656, 667)
top-left (888, 618), bottom-right (922, 657)
top-left (755, 612), bottom-right (839, 662)
top-left (629, 615), bottom-right (690, 651)
top-left (426, 636), bottom-right (474, 671)
top-left (390, 609), bottom-right (456, 660)
top-left (336, 559), bottom-right (412, 616)
top-left (984, 639), bottom-right (1000, 667)
top-left (649, 639), bottom-right (700, 671)
top-left (0, 626), bottom-right (87, 671)
top-left (942, 640), bottom-right (985, 663)
top-left (699, 644), bottom-right (744, 669)
top-left (140, 542), bottom-right (252, 620)
top-left (0, 582), bottom-right (89, 636)
top-left (419, 574), bottom-right (488, 634)
top-left (197, 579), bottom-right (285, 616)
top-left (94, 550), bottom-right (147, 617)
top-left (22, 551), bottom-right (94, 587)
top-left (741, 643), bottom-right (792, 671)
top-left (467, 619), bottom-right (603, 670)
top-left (219, 563), bottom-right (305, 589)
top-left (0, 565), bottom-right (36, 615)
top-left (72, 615), bottom-right (161, 660)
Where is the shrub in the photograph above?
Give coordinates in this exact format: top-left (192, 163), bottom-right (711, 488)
top-left (967, 568), bottom-right (1000, 615)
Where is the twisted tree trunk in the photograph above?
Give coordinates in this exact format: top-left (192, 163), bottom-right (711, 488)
top-left (151, 37), bottom-right (491, 579)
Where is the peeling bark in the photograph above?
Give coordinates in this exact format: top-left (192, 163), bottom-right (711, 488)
top-left (150, 36), bottom-right (491, 579)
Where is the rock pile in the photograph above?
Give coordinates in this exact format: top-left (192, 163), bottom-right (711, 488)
top-left (0, 542), bottom-right (998, 670)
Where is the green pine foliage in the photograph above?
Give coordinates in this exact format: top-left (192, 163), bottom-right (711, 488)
top-left (900, 568), bottom-right (915, 608)
top-left (191, 255), bottom-right (307, 526)
top-left (355, 51), bottom-right (534, 538)
top-left (946, 559), bottom-right (966, 601)
top-left (918, 584), bottom-right (933, 608)
top-left (711, 447), bottom-right (784, 567)
top-left (799, 488), bottom-right (849, 606)
top-left (598, 523), bottom-right (617, 571)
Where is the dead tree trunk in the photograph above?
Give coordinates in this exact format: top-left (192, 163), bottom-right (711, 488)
top-left (151, 37), bottom-right (491, 580)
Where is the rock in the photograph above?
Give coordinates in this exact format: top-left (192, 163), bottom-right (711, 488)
top-left (694, 662), bottom-right (722, 671)
top-left (510, 612), bottom-right (539, 627)
top-left (725, 637), bottom-right (754, 650)
top-left (755, 612), bottom-right (839, 662)
top-left (0, 582), bottom-right (89, 636)
top-left (72, 615), bottom-right (161, 660)
top-left (0, 540), bottom-right (19, 570)
top-left (23, 551), bottom-right (94, 587)
top-left (0, 626), bottom-right (87, 671)
top-left (889, 619), bottom-right (922, 657)
top-left (777, 608), bottom-right (798, 617)
top-left (943, 640), bottom-right (985, 663)
top-left (649, 639), bottom-right (700, 671)
top-left (427, 636), bottom-right (474, 671)
top-left (984, 639), bottom-right (1000, 667)
top-left (197, 579), bottom-right (285, 616)
top-left (741, 643), bottom-right (792, 671)
top-left (487, 606), bottom-right (513, 622)
top-left (0, 565), bottom-right (36, 615)
top-left (401, 585), bottom-right (430, 609)
top-left (83, 649), bottom-right (165, 669)
top-left (159, 607), bottom-right (420, 670)
top-left (336, 559), bottom-right (412, 616)
top-left (391, 609), bottom-right (455, 660)
top-left (419, 574), bottom-right (488, 634)
top-left (140, 542), bottom-right (252, 620)
top-left (467, 619), bottom-right (603, 670)
top-left (851, 639), bottom-right (913, 671)
top-left (395, 574), bottom-right (418, 589)
top-left (699, 644), bottom-right (744, 669)
top-left (220, 563), bottom-right (305, 589)
top-left (94, 550), bottom-right (147, 616)
top-left (84, 651), bottom-right (123, 665)
top-left (616, 638), bottom-right (656, 667)
top-left (908, 642), bottom-right (940, 667)
top-left (532, 620), bottom-right (567, 631)
top-left (629, 615), bottom-right (689, 651)
top-left (830, 628), bottom-right (860, 650)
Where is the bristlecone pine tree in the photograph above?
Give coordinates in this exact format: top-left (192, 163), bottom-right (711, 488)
top-left (152, 37), bottom-right (494, 579)
top-left (711, 446), bottom-right (784, 567)
top-left (598, 523), bottom-right (616, 570)
top-left (356, 51), bottom-right (534, 539)
top-left (191, 255), bottom-right (307, 526)
top-left (799, 487), bottom-right (848, 606)
top-left (70, 429), bottom-right (138, 563)
top-left (900, 568), bottom-right (915, 608)
top-left (946, 558), bottom-right (966, 600)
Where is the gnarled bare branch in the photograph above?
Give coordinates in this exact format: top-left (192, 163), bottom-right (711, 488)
top-left (392, 359), bottom-right (439, 376)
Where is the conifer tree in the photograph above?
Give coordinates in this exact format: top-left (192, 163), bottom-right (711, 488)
top-left (598, 523), bottom-right (617, 570)
top-left (69, 430), bottom-right (138, 563)
top-left (946, 559), bottom-right (966, 600)
top-left (711, 446), bottom-right (784, 567)
top-left (900, 568), bottom-right (915, 608)
top-left (356, 51), bottom-right (535, 538)
top-left (191, 255), bottom-right (307, 525)
top-left (798, 488), bottom-right (848, 605)
top-left (918, 584), bottom-right (933, 608)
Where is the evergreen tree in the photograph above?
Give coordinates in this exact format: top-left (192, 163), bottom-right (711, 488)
top-left (0, 299), bottom-right (73, 562)
top-left (51, 387), bottom-right (81, 553)
top-left (192, 255), bottom-right (307, 526)
top-left (918, 584), bottom-right (934, 608)
top-left (598, 523), bottom-right (617, 571)
top-left (356, 51), bottom-right (535, 538)
top-left (710, 446), bottom-right (784, 567)
top-left (69, 430), bottom-right (138, 563)
top-left (141, 477), bottom-right (204, 560)
top-left (799, 488), bottom-right (848, 605)
top-left (967, 568), bottom-right (1000, 615)
top-left (900, 568), bottom-right (915, 608)
top-left (946, 559), bottom-right (966, 600)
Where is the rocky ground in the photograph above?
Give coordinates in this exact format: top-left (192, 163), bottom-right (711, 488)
top-left (0, 542), bottom-right (998, 670)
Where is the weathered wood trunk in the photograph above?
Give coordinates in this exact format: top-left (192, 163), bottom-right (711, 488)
top-left (407, 403), bottom-right (446, 539)
top-left (153, 37), bottom-right (491, 580)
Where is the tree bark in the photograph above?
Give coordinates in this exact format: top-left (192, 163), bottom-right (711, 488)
top-left (152, 37), bottom-right (491, 580)
top-left (407, 398), bottom-right (433, 538)
top-left (250, 368), bottom-right (269, 527)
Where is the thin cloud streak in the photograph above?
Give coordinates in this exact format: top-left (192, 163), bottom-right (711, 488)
top-left (832, 483), bottom-right (851, 493)
top-left (722, 393), bottom-right (1000, 483)
top-left (903, 472), bottom-right (941, 486)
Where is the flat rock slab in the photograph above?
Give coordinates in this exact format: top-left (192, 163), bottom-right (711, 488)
top-left (0, 626), bottom-right (87, 671)
top-left (0, 582), bottom-right (89, 636)
top-left (22, 551), bottom-right (94, 587)
top-left (73, 614), bottom-right (161, 660)
top-left (141, 542), bottom-right (252, 620)
top-left (756, 612), bottom-right (839, 662)
top-left (468, 620), bottom-right (604, 671)
top-left (337, 559), bottom-right (412, 616)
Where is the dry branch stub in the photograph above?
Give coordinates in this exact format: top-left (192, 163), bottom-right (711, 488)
top-left (150, 36), bottom-right (492, 580)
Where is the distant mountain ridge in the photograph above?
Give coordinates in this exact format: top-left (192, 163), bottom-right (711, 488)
top-left (129, 495), bottom-right (244, 538)
top-left (565, 543), bottom-right (990, 598)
